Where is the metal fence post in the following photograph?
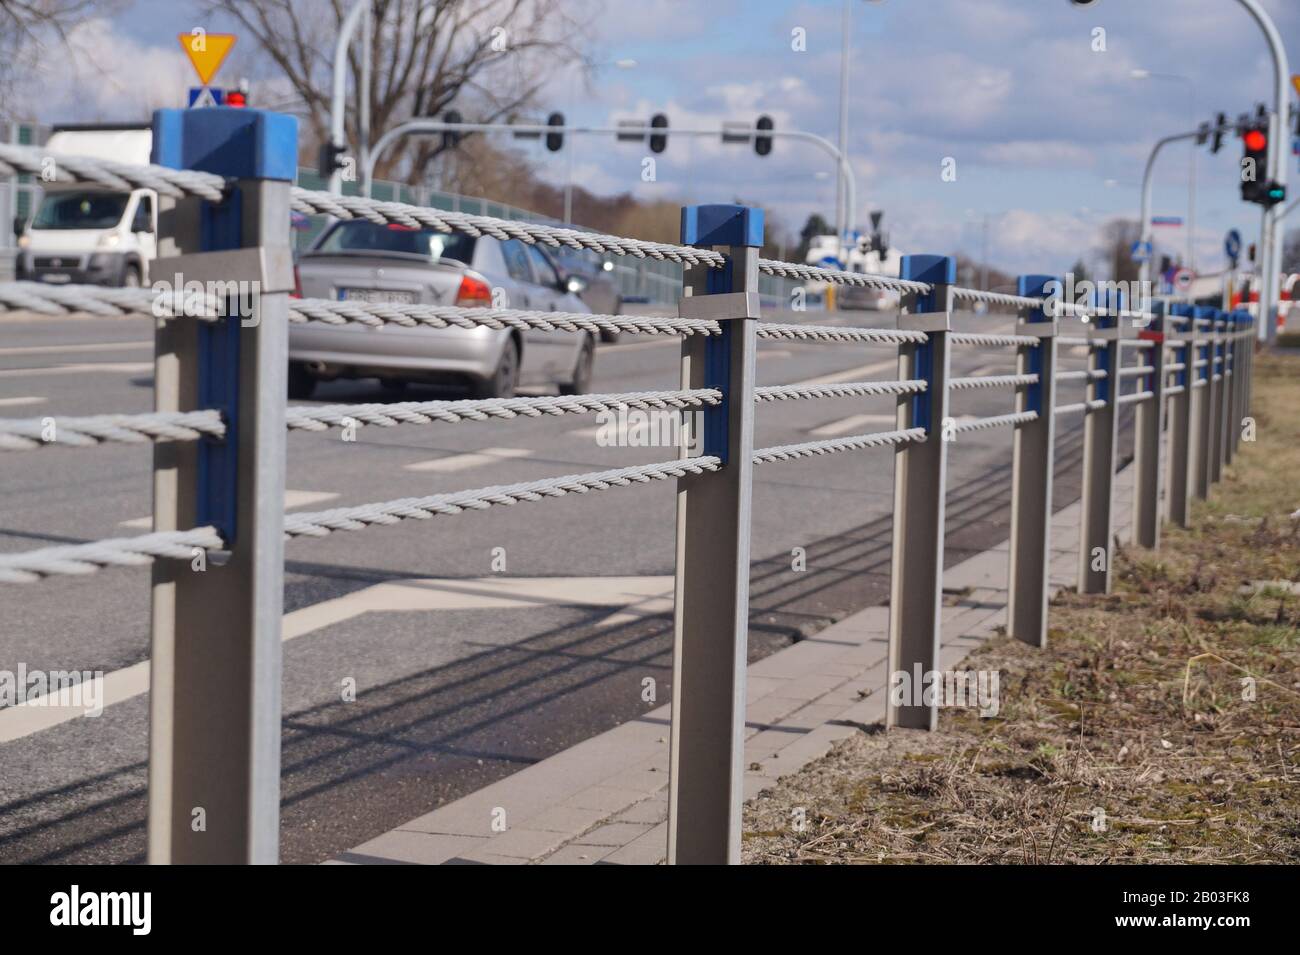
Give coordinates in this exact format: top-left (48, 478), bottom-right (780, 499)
top-left (1223, 312), bottom-right (1237, 467)
top-left (1006, 274), bottom-right (1058, 648)
top-left (1165, 305), bottom-right (1193, 528)
top-left (147, 107), bottom-right (296, 864)
top-left (1208, 312), bottom-right (1226, 485)
top-left (667, 204), bottom-right (761, 866)
top-left (1192, 307), bottom-right (1214, 500)
top-left (1078, 289), bottom-right (1121, 594)
top-left (1133, 302), bottom-right (1167, 549)
top-left (886, 254), bottom-right (953, 730)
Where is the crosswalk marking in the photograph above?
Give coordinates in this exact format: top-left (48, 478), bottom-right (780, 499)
top-left (0, 575), bottom-right (674, 742)
top-left (405, 447), bottom-right (533, 473)
top-left (0, 396), bottom-right (46, 408)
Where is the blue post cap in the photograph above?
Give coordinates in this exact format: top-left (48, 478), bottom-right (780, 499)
top-left (899, 254), bottom-right (956, 285)
top-left (1017, 274), bottom-right (1057, 298)
top-left (1168, 303), bottom-right (1194, 318)
top-left (680, 204), bottom-right (764, 248)
top-left (152, 107), bottom-right (299, 181)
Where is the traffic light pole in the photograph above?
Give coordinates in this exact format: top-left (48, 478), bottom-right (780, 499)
top-left (1232, 0), bottom-right (1290, 345)
top-left (1138, 122), bottom-right (1234, 292)
top-left (360, 120), bottom-right (857, 243)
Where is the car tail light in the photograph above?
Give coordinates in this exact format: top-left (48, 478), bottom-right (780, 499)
top-left (455, 274), bottom-right (492, 308)
top-left (291, 265), bottom-right (302, 299)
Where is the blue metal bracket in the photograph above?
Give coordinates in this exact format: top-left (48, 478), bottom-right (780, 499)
top-left (680, 204), bottom-right (763, 464)
top-left (900, 254), bottom-right (956, 432)
top-left (151, 107), bottom-right (298, 544)
top-left (1017, 274), bottom-right (1058, 416)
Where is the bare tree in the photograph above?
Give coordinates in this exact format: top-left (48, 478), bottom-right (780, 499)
top-left (1096, 217), bottom-right (1142, 284)
top-left (202, 0), bottom-right (592, 179)
top-left (0, 0), bottom-right (115, 118)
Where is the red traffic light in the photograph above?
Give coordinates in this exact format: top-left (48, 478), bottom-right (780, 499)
top-left (1243, 128), bottom-right (1266, 151)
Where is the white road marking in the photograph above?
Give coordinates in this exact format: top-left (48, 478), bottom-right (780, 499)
top-left (0, 575), bottom-right (674, 742)
top-left (600, 337), bottom-right (677, 353)
top-left (0, 362), bottom-right (153, 379)
top-left (119, 489), bottom-right (340, 530)
top-left (405, 447), bottom-right (533, 472)
top-left (0, 340), bottom-right (151, 357)
top-left (0, 396), bottom-right (46, 408)
top-left (809, 412), bottom-right (898, 437)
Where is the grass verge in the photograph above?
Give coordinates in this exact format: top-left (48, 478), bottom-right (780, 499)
top-left (743, 350), bottom-right (1300, 864)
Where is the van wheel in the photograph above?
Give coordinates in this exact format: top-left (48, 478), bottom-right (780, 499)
top-left (288, 362), bottom-right (316, 400)
top-left (122, 265), bottom-right (141, 288)
top-left (559, 335), bottom-right (594, 396)
top-left (474, 338), bottom-right (519, 399)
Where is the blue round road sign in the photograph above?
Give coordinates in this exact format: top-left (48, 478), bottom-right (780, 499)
top-left (1225, 229), bottom-right (1242, 261)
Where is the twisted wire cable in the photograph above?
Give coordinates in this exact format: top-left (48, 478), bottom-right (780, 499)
top-left (949, 287), bottom-right (1044, 312)
top-left (755, 259), bottom-right (931, 294)
top-left (1056, 399), bottom-right (1107, 415)
top-left (286, 298), bottom-right (721, 337)
top-left (755, 322), bottom-right (927, 345)
top-left (952, 411), bottom-right (1038, 433)
top-left (0, 144), bottom-right (227, 202)
top-left (1118, 391), bottom-right (1155, 406)
top-left (0, 526), bottom-right (222, 584)
top-left (291, 188), bottom-right (724, 268)
top-left (281, 457), bottom-right (722, 539)
top-left (0, 280), bottom-right (224, 320)
top-left (949, 331), bottom-right (1040, 348)
top-left (285, 390), bottom-right (720, 431)
top-left (949, 373), bottom-right (1038, 391)
top-left (1056, 369), bottom-right (1107, 382)
top-left (754, 380), bottom-right (925, 402)
top-left (0, 410), bottom-right (225, 451)
top-left (752, 427), bottom-right (925, 464)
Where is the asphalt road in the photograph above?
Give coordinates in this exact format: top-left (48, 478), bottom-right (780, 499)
top-left (0, 304), bottom-right (1137, 863)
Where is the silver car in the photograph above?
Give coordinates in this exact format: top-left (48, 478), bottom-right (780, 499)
top-left (288, 220), bottom-right (595, 400)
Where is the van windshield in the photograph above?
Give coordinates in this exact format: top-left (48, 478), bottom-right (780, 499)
top-left (310, 220), bottom-right (476, 265)
top-left (32, 191), bottom-right (130, 230)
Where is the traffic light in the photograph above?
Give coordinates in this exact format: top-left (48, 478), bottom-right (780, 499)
top-left (1210, 112), bottom-right (1226, 153)
top-left (443, 110), bottom-right (464, 150)
top-left (546, 112), bottom-right (564, 152)
top-left (648, 113), bottom-right (668, 154)
top-left (317, 141), bottom-right (346, 178)
top-left (755, 115), bottom-right (773, 157)
top-left (1239, 123), bottom-right (1285, 207)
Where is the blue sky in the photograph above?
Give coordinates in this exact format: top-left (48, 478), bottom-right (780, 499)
top-left (12, 0), bottom-right (1299, 277)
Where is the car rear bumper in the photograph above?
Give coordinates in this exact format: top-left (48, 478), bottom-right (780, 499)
top-left (288, 322), bottom-right (506, 382)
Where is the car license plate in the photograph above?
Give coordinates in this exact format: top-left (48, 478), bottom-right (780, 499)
top-left (339, 288), bottom-right (417, 305)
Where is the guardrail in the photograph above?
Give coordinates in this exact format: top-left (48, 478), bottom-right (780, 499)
top-left (0, 109), bottom-right (1256, 865)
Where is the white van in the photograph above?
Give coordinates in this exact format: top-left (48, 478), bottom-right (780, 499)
top-left (14, 124), bottom-right (157, 287)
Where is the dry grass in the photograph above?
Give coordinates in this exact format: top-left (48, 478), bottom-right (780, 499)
top-left (743, 351), bottom-right (1300, 865)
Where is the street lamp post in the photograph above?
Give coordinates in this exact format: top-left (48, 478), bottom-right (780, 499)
top-left (1131, 69), bottom-right (1196, 272)
top-left (329, 0), bottom-right (371, 196)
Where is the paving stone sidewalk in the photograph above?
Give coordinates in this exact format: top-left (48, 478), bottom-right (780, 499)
top-left (333, 463), bottom-right (1139, 865)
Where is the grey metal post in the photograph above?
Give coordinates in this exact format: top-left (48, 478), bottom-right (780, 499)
top-left (667, 204), bottom-right (761, 866)
top-left (886, 255), bottom-right (954, 730)
top-left (147, 109), bottom-right (296, 864)
top-left (1006, 275), bottom-right (1059, 648)
top-left (1165, 306), bottom-right (1194, 528)
top-left (1208, 315), bottom-right (1225, 484)
top-left (1078, 291), bottom-right (1122, 593)
top-left (1192, 310), bottom-right (1214, 499)
top-left (1133, 305), bottom-right (1167, 549)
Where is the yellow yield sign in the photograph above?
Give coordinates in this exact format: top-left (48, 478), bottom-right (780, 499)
top-left (178, 31), bottom-right (236, 87)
